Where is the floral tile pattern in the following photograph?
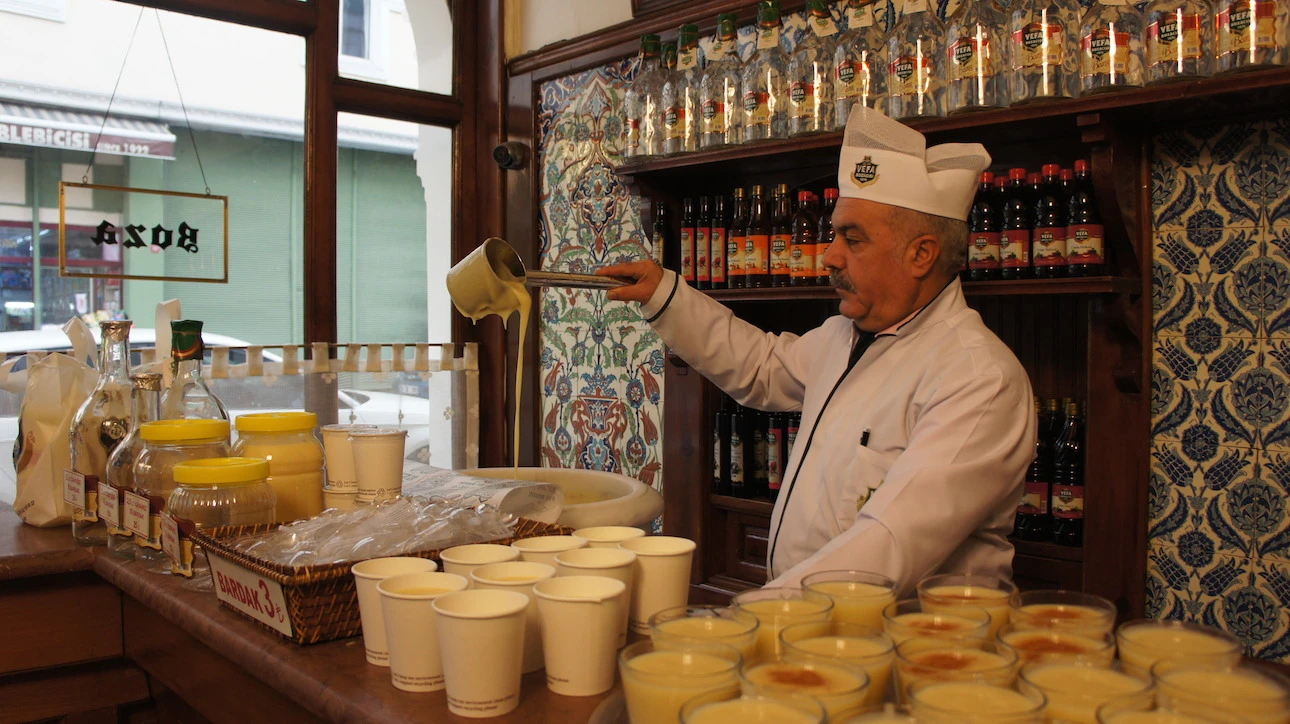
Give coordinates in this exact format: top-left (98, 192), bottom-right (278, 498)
top-left (1152, 120), bottom-right (1290, 662)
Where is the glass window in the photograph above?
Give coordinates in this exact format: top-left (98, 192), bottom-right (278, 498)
top-left (338, 0), bottom-right (452, 95)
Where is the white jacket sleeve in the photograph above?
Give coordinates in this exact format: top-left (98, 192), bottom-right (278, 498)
top-left (641, 270), bottom-right (826, 412)
top-left (765, 360), bottom-right (1034, 595)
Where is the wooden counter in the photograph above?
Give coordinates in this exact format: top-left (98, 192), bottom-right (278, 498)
top-left (0, 503), bottom-right (95, 580)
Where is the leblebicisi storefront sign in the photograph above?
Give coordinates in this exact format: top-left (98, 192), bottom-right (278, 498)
top-left (0, 120), bottom-right (175, 160)
top-left (59, 182), bottom-right (228, 284)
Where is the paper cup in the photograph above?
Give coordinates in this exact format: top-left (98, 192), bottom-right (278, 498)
top-left (377, 572), bottom-right (469, 692)
top-left (350, 428), bottom-right (407, 502)
top-left (351, 556), bottom-right (438, 666)
top-left (440, 543), bottom-right (521, 585)
top-left (554, 547), bottom-right (637, 648)
top-left (471, 561), bottom-right (556, 673)
top-left (619, 536), bottom-right (696, 635)
top-left (573, 525), bottom-right (647, 549)
top-left (321, 423), bottom-right (376, 492)
top-left (510, 535), bottom-right (587, 568)
top-left (433, 589), bottom-right (530, 718)
top-left (533, 575), bottom-right (627, 696)
top-left (322, 487), bottom-right (358, 511)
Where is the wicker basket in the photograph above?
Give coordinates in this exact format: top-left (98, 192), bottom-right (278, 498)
top-left (192, 517), bottom-right (575, 645)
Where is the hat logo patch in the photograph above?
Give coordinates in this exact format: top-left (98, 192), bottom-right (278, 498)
top-left (852, 155), bottom-right (879, 187)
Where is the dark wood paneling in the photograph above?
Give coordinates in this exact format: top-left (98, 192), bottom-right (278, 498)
top-left (663, 345), bottom-right (711, 578)
top-left (303, 0), bottom-right (339, 347)
top-left (0, 572), bottom-right (122, 675)
top-left (333, 78), bottom-right (463, 127)
top-left (117, 0), bottom-right (315, 36)
top-left (725, 511), bottom-right (770, 585)
top-left (0, 661), bottom-right (149, 724)
top-left (1012, 554), bottom-right (1085, 592)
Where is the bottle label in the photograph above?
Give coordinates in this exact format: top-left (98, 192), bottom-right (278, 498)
top-left (1052, 484), bottom-right (1085, 519)
top-left (1147, 14), bottom-right (1204, 64)
top-left (767, 427), bottom-right (783, 488)
top-left (711, 228), bottom-right (727, 284)
top-left (678, 47), bottom-right (699, 71)
top-left (752, 429), bottom-right (768, 478)
top-left (697, 227), bottom-right (710, 283)
top-left (627, 119), bottom-right (641, 152)
top-left (124, 490), bottom-right (161, 548)
top-left (664, 106), bottom-right (685, 140)
top-left (791, 241), bottom-right (817, 278)
top-left (968, 231), bottom-right (1002, 269)
top-left (849, 4), bottom-right (873, 28)
top-left (742, 90), bottom-right (771, 129)
top-left (680, 227), bottom-right (695, 281)
top-left (789, 81), bottom-right (817, 118)
top-left (1067, 223), bottom-right (1105, 265)
top-left (889, 55), bottom-right (933, 98)
top-left (99, 481), bottom-right (128, 536)
top-left (63, 469), bottom-right (87, 511)
top-left (770, 233), bottom-right (793, 274)
top-left (836, 59), bottom-right (857, 86)
top-left (728, 234), bottom-right (745, 275)
top-left (1013, 22), bottom-right (1065, 68)
top-left (1081, 29), bottom-right (1131, 78)
top-left (710, 39), bottom-right (732, 60)
top-left (161, 513), bottom-right (195, 578)
top-left (904, 0), bottom-right (930, 12)
top-left (757, 25), bottom-right (781, 51)
top-left (701, 99), bottom-right (727, 134)
top-left (730, 436), bottom-right (745, 484)
top-left (810, 12), bottom-right (839, 37)
top-left (1018, 481), bottom-right (1049, 515)
top-left (1217, 0), bottom-right (1278, 54)
top-left (1032, 227), bottom-right (1068, 267)
top-left (746, 234), bottom-right (770, 275)
top-left (651, 229), bottom-right (665, 264)
top-left (787, 425), bottom-right (799, 451)
top-left (713, 435), bottom-right (722, 482)
top-left (815, 239), bottom-right (831, 277)
top-left (948, 37), bottom-right (992, 82)
top-left (1000, 230), bottom-right (1030, 267)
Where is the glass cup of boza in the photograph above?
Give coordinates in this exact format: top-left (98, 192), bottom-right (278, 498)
top-left (1009, 590), bottom-right (1117, 638)
top-left (802, 570), bottom-right (897, 631)
top-left (917, 574), bottom-right (1018, 640)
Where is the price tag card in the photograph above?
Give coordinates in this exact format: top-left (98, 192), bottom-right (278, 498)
top-left (161, 514), bottom-right (181, 563)
top-left (63, 470), bottom-right (86, 510)
top-left (678, 48), bottom-right (699, 71)
top-left (209, 553), bottom-right (294, 636)
top-left (811, 14), bottom-right (839, 36)
top-left (160, 513), bottom-right (194, 577)
top-left (123, 490), bottom-right (152, 539)
top-left (99, 481), bottom-right (125, 535)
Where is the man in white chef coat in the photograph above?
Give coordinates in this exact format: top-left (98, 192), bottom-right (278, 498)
top-left (599, 107), bottom-right (1036, 596)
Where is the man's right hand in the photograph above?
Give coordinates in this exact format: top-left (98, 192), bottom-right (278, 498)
top-left (599, 261), bottom-right (666, 303)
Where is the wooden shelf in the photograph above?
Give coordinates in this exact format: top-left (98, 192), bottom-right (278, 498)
top-left (1011, 538), bottom-right (1085, 562)
top-left (711, 494), bottom-right (774, 517)
top-left (703, 276), bottom-right (1136, 303)
top-left (615, 67), bottom-right (1290, 179)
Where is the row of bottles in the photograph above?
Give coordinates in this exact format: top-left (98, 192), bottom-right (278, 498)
top-left (964, 159), bottom-right (1105, 280)
top-left (69, 319), bottom-right (228, 547)
top-left (713, 394), bottom-right (802, 502)
top-left (656, 185), bottom-right (840, 289)
top-left (624, 0), bottom-right (1290, 156)
top-left (1015, 397), bottom-right (1085, 547)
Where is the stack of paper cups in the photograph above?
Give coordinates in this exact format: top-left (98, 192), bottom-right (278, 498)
top-left (321, 423), bottom-right (376, 492)
top-left (350, 428), bottom-right (408, 503)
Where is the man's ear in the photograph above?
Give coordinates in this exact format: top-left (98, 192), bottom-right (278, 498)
top-left (905, 234), bottom-right (940, 279)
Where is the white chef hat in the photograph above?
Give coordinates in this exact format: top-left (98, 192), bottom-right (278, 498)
top-left (837, 106), bottom-right (991, 222)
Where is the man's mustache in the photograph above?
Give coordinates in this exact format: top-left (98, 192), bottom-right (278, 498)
top-left (830, 272), bottom-right (855, 292)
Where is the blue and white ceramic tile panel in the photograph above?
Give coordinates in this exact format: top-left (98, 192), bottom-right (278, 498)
top-left (1150, 119), bottom-right (1290, 662)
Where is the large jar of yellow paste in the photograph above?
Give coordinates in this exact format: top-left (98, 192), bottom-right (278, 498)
top-left (232, 412), bottom-right (324, 523)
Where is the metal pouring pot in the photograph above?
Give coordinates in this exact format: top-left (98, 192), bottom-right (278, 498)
top-left (453, 237), bottom-right (632, 292)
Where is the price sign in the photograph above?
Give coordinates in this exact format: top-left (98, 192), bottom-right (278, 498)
top-left (99, 481), bottom-right (124, 535)
top-left (63, 470), bottom-right (86, 510)
top-left (161, 514), bottom-right (181, 563)
top-left (209, 553), bottom-right (293, 636)
top-left (123, 490), bottom-right (152, 539)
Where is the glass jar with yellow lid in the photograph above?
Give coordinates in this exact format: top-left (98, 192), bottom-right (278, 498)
top-left (231, 411), bottom-right (324, 523)
top-left (133, 419), bottom-right (231, 564)
top-left (168, 458), bottom-right (276, 528)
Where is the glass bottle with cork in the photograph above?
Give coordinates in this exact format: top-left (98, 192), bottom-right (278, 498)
top-left (946, 0), bottom-right (1010, 113)
top-left (729, 403), bottom-right (749, 498)
top-left (1214, 0), bottom-right (1288, 72)
top-left (104, 372), bottom-right (163, 559)
top-left (767, 412), bottom-right (785, 502)
top-left (713, 394), bottom-right (733, 496)
top-left (624, 34), bottom-right (665, 159)
top-left (888, 0), bottom-right (946, 119)
top-left (742, 4), bottom-right (790, 142)
top-left (728, 188), bottom-right (750, 289)
top-left (746, 185), bottom-right (771, 288)
top-left (162, 320), bottom-right (229, 421)
top-left (1031, 163), bottom-right (1069, 278)
top-left (680, 197), bottom-right (697, 285)
top-left (834, 0), bottom-right (889, 124)
top-left (1079, 0), bottom-right (1146, 95)
top-left (1066, 160), bottom-right (1106, 276)
top-left (1051, 400), bottom-right (1085, 546)
top-left (700, 13), bottom-right (743, 150)
top-left (817, 188), bottom-right (839, 286)
top-left (1144, 0), bottom-right (1214, 83)
top-left (663, 25), bottom-right (701, 156)
top-left (770, 184), bottom-right (794, 287)
top-left (1009, 0), bottom-right (1082, 103)
top-left (70, 320), bottom-right (133, 546)
top-left (1000, 168), bottom-right (1033, 280)
top-left (789, 0), bottom-right (841, 136)
top-left (710, 195), bottom-right (728, 289)
top-left (1015, 396), bottom-right (1053, 541)
top-left (750, 411), bottom-right (770, 499)
top-left (651, 203), bottom-right (669, 266)
top-left (696, 196), bottom-right (712, 290)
